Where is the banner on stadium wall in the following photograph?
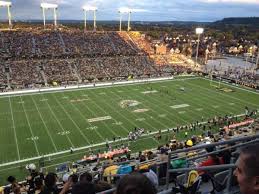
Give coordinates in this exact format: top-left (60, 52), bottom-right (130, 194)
top-left (224, 119), bottom-right (254, 131)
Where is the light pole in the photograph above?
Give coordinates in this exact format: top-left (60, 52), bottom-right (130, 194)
top-left (83, 6), bottom-right (97, 31)
top-left (0, 1), bottom-right (12, 29)
top-left (53, 7), bottom-right (57, 29)
top-left (127, 11), bottom-right (131, 31)
top-left (40, 3), bottom-right (58, 29)
top-left (93, 9), bottom-right (97, 30)
top-left (42, 7), bottom-right (46, 28)
top-left (195, 27), bottom-right (204, 67)
top-left (83, 9), bottom-right (87, 30)
top-left (119, 11), bottom-right (122, 32)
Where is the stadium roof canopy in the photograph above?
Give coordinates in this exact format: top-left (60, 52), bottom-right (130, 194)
top-left (0, 1), bottom-right (12, 7)
top-left (41, 3), bottom-right (58, 9)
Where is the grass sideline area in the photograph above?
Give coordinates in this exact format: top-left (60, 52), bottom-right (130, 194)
top-left (0, 77), bottom-right (258, 184)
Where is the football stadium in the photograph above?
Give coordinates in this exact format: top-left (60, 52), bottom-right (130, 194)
top-left (0, 0), bottom-right (259, 194)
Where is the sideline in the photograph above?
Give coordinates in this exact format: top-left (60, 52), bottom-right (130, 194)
top-left (0, 76), bottom-right (197, 98)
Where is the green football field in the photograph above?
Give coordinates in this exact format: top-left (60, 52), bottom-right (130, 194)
top-left (0, 77), bottom-right (258, 165)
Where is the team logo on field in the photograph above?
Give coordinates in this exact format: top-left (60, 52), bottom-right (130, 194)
top-left (119, 100), bottom-right (140, 108)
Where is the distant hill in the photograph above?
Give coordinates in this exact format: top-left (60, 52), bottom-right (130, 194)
top-left (213, 17), bottom-right (259, 26)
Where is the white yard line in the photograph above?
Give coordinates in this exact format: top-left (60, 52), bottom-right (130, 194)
top-left (8, 97), bottom-right (21, 160)
top-left (75, 91), bottom-right (122, 138)
top-left (203, 77), bottom-right (259, 95)
top-left (0, 112), bottom-right (249, 168)
top-left (183, 81), bottom-right (240, 115)
top-left (19, 96), bottom-right (40, 156)
top-left (84, 89), bottom-right (130, 135)
top-left (50, 93), bottom-right (91, 146)
top-left (60, 91), bottom-right (106, 142)
top-left (108, 89), bottom-right (166, 130)
top-left (30, 96), bottom-right (58, 152)
top-left (197, 79), bottom-right (259, 108)
top-left (42, 94), bottom-right (75, 148)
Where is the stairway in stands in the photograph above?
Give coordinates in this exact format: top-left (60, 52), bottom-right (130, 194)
top-left (58, 32), bottom-right (82, 83)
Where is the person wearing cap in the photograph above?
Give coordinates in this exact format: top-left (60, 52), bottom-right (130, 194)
top-left (234, 143), bottom-right (259, 194)
top-left (185, 140), bottom-right (197, 157)
top-left (26, 163), bottom-right (39, 193)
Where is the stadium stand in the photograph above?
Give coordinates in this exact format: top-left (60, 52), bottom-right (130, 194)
top-left (0, 29), bottom-right (199, 91)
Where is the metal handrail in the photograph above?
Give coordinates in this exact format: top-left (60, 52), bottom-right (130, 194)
top-left (165, 134), bottom-right (259, 189)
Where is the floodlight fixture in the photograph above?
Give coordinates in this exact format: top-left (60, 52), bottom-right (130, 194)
top-left (41, 3), bottom-right (58, 9)
top-left (83, 5), bottom-right (97, 11)
top-left (40, 3), bottom-right (58, 29)
top-left (82, 6), bottom-right (98, 31)
top-left (0, 1), bottom-right (12, 29)
top-left (0, 1), bottom-right (11, 6)
top-left (196, 27), bottom-right (204, 35)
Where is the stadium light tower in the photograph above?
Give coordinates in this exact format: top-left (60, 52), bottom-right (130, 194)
top-left (0, 1), bottom-right (12, 29)
top-left (119, 7), bottom-right (132, 32)
top-left (83, 6), bottom-right (97, 31)
top-left (40, 3), bottom-right (58, 29)
top-left (195, 27), bottom-right (204, 66)
top-left (127, 10), bottom-right (131, 31)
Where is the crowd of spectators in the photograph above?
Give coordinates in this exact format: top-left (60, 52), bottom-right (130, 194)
top-left (2, 112), bottom-right (258, 194)
top-left (0, 29), bottom-right (197, 90)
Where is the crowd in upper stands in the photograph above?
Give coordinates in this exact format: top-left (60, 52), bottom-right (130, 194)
top-left (0, 28), bottom-right (202, 91)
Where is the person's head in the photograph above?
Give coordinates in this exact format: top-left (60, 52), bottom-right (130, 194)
top-left (7, 176), bottom-right (16, 184)
top-left (80, 172), bottom-right (92, 183)
top-left (34, 177), bottom-right (43, 190)
top-left (234, 143), bottom-right (259, 194)
top-left (72, 182), bottom-right (95, 194)
top-left (44, 173), bottom-right (57, 188)
top-left (116, 172), bottom-right (157, 194)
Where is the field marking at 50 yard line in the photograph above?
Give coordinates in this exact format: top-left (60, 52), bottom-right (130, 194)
top-left (59, 91), bottom-right (106, 142)
top-left (77, 89), bottom-right (127, 137)
top-left (0, 112), bottom-right (248, 168)
top-left (50, 92), bottom-right (92, 146)
top-left (77, 89), bottom-right (132, 137)
top-left (92, 88), bottom-right (162, 133)
top-left (113, 85), bottom-right (192, 129)
top-left (122, 83), bottom-right (202, 126)
top-left (94, 88), bottom-right (161, 144)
